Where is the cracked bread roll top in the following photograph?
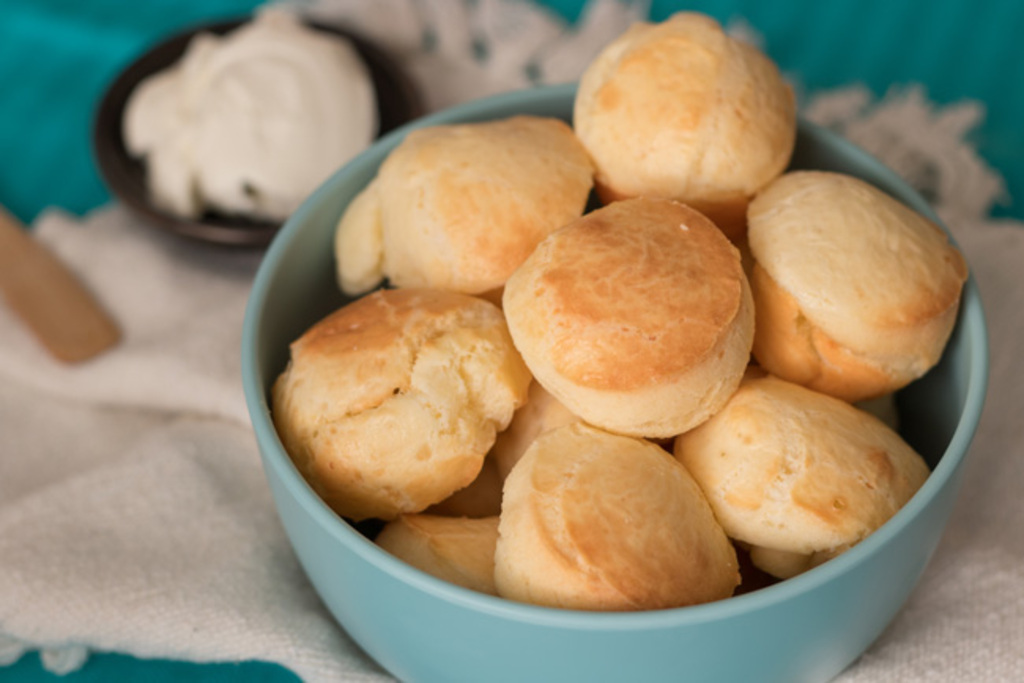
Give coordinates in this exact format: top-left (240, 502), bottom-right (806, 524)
top-left (335, 115), bottom-right (594, 297)
top-left (502, 197), bottom-right (754, 438)
top-left (747, 170), bottom-right (968, 402)
top-left (573, 12), bottom-right (796, 242)
top-left (376, 515), bottom-right (500, 595)
top-left (674, 373), bottom-right (930, 579)
top-left (495, 423), bottom-right (739, 611)
top-left (272, 288), bottom-right (532, 521)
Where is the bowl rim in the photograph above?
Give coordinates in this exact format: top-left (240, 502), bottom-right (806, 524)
top-left (92, 12), bottom-right (423, 248)
top-left (242, 82), bottom-right (990, 630)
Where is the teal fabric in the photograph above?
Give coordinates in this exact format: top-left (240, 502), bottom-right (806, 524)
top-left (0, 0), bottom-right (1021, 680)
top-left (0, 652), bottom-right (299, 683)
top-left (0, 0), bottom-right (266, 224)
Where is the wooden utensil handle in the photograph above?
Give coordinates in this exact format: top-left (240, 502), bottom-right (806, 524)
top-left (0, 207), bottom-right (120, 362)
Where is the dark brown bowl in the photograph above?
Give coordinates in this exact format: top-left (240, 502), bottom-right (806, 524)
top-left (94, 17), bottom-right (423, 247)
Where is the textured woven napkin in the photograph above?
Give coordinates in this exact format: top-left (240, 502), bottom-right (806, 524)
top-left (1, 1), bottom-right (1022, 681)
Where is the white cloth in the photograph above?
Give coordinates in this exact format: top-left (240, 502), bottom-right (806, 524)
top-left (1, 1), bottom-right (1023, 681)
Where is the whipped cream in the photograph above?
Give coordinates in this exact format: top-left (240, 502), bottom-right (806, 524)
top-left (123, 9), bottom-right (377, 222)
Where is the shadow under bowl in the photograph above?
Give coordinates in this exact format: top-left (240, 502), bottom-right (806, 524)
top-left (93, 16), bottom-right (422, 247)
top-left (242, 83), bottom-right (989, 682)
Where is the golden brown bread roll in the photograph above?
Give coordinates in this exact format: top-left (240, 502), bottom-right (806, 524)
top-left (747, 170), bottom-right (968, 402)
top-left (376, 515), bottom-right (500, 595)
top-left (495, 423), bottom-right (739, 610)
top-left (674, 373), bottom-right (930, 579)
top-left (425, 455), bottom-right (504, 518)
top-left (272, 288), bottom-right (532, 521)
top-left (502, 197), bottom-right (754, 438)
top-left (335, 115), bottom-right (594, 296)
top-left (490, 380), bottom-right (580, 481)
top-left (573, 12), bottom-right (796, 242)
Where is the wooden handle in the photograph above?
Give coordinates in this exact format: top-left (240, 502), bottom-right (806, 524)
top-left (0, 207), bottom-right (120, 362)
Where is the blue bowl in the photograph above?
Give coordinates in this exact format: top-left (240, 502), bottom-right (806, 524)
top-left (242, 83), bottom-right (988, 683)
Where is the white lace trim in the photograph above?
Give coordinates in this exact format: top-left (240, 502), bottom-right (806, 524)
top-left (804, 85), bottom-right (1009, 228)
top-left (0, 633), bottom-right (27, 667)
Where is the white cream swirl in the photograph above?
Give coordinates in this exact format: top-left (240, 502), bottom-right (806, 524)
top-left (124, 8), bottom-right (377, 222)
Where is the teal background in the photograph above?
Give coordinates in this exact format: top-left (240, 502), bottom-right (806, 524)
top-left (0, 0), bottom-right (1019, 681)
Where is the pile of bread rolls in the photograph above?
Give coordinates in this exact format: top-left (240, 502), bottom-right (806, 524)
top-left (272, 12), bottom-right (967, 612)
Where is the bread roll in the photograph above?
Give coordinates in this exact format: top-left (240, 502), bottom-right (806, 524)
top-left (503, 197), bottom-right (754, 438)
top-left (495, 423), bottom-right (739, 610)
top-left (376, 515), bottom-right (500, 595)
top-left (573, 12), bottom-right (795, 241)
top-left (674, 373), bottom-right (930, 579)
top-left (335, 115), bottom-right (594, 296)
top-left (747, 170), bottom-right (968, 402)
top-left (490, 381), bottom-right (580, 480)
top-left (426, 456), bottom-right (504, 518)
top-left (272, 288), bottom-right (532, 521)
top-left (856, 393), bottom-right (900, 432)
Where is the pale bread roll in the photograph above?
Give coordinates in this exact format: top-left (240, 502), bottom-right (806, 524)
top-left (334, 177), bottom-right (384, 295)
top-left (856, 393), bottom-right (900, 432)
top-left (747, 170), bottom-right (968, 402)
top-left (495, 423), bottom-right (739, 610)
top-left (426, 456), bottom-right (504, 518)
top-left (376, 515), bottom-right (500, 595)
top-left (674, 374), bottom-right (930, 579)
top-left (335, 115), bottom-right (594, 296)
top-left (502, 197), bottom-right (754, 438)
top-left (491, 381), bottom-right (580, 481)
top-left (272, 288), bottom-right (532, 521)
top-left (573, 12), bottom-right (795, 242)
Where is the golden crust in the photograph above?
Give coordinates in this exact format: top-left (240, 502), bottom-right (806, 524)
top-left (503, 197), bottom-right (754, 437)
top-left (747, 170), bottom-right (968, 401)
top-left (573, 12), bottom-right (796, 242)
top-left (674, 374), bottom-right (930, 578)
top-left (494, 423), bottom-right (739, 610)
top-left (376, 515), bottom-right (500, 595)
top-left (272, 288), bottom-right (532, 521)
top-left (334, 115), bottom-right (594, 296)
top-left (751, 264), bottom-right (900, 401)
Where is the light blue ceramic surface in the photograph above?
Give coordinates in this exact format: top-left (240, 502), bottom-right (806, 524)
top-left (241, 83), bottom-right (988, 683)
